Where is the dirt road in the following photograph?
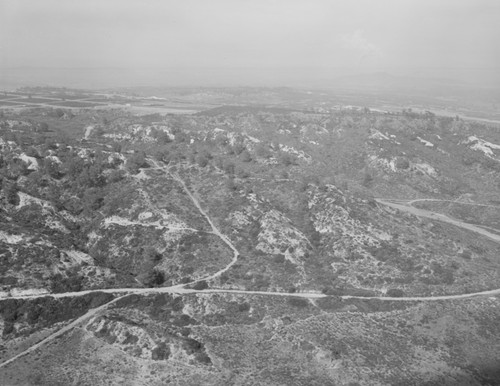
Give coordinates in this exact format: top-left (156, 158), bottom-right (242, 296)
top-left (375, 198), bottom-right (500, 243)
top-left (2, 186), bottom-right (500, 369)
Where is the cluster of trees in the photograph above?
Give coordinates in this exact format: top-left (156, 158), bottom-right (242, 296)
top-left (125, 151), bottom-right (148, 174)
top-left (462, 148), bottom-right (500, 171)
top-left (0, 141), bottom-right (125, 216)
top-left (137, 246), bottom-right (165, 287)
top-left (297, 193), bottom-right (321, 248)
top-left (1, 178), bottom-right (20, 205)
top-left (1, 292), bottom-right (114, 337)
top-left (49, 268), bottom-right (84, 293)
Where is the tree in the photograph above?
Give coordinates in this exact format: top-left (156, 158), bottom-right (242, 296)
top-left (136, 247), bottom-right (164, 287)
top-left (196, 154), bottom-right (209, 167)
top-left (77, 164), bottom-right (105, 187)
top-left (225, 178), bottom-right (237, 191)
top-left (223, 160), bottom-right (235, 175)
top-left (240, 150), bottom-right (252, 162)
top-left (255, 144), bottom-right (271, 159)
top-left (38, 122), bottom-right (49, 132)
top-left (143, 246), bottom-right (162, 263)
top-left (25, 146), bottom-right (40, 158)
top-left (62, 196), bottom-right (83, 215)
top-left (192, 280), bottom-right (208, 290)
top-left (47, 184), bottom-right (64, 210)
top-left (386, 288), bottom-right (404, 297)
top-left (394, 157), bottom-right (410, 170)
top-left (232, 143), bottom-right (245, 155)
top-left (236, 168), bottom-right (250, 179)
top-left (82, 187), bottom-right (104, 214)
top-left (126, 151), bottom-right (148, 174)
top-left (107, 169), bottom-right (125, 184)
top-left (9, 159), bottom-right (29, 178)
top-left (49, 271), bottom-right (84, 293)
top-left (111, 142), bottom-right (122, 153)
top-left (361, 171), bottom-right (374, 187)
top-left (279, 152), bottom-right (296, 166)
top-left (156, 132), bottom-right (172, 144)
top-left (24, 171), bottom-right (47, 195)
top-left (151, 342), bottom-right (170, 360)
top-left (43, 158), bottom-right (62, 179)
top-left (3, 181), bottom-right (19, 205)
top-left (94, 126), bottom-right (105, 137)
top-left (154, 149), bottom-right (171, 164)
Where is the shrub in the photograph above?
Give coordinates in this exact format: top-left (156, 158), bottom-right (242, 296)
top-left (126, 151), bottom-right (148, 173)
top-left (238, 302), bottom-right (250, 312)
top-left (223, 160), bottom-right (235, 175)
top-left (394, 157), bottom-right (410, 170)
top-left (3, 181), bottom-right (19, 205)
top-left (196, 154), bottom-right (209, 167)
top-left (195, 352), bottom-right (212, 365)
top-left (39, 122), bottom-right (49, 132)
top-left (112, 142), bottom-right (122, 153)
top-left (316, 296), bottom-right (343, 311)
top-left (273, 254), bottom-right (285, 264)
top-left (279, 152), bottom-right (296, 166)
top-left (287, 297), bottom-right (309, 308)
top-left (236, 168), bottom-right (250, 179)
top-left (232, 143), bottom-right (245, 155)
top-left (240, 150), bottom-right (252, 162)
top-left (361, 172), bottom-right (374, 187)
top-left (192, 280), bottom-right (208, 290)
top-left (226, 178), bottom-right (237, 191)
top-left (386, 288), bottom-right (405, 297)
top-left (255, 144), bottom-right (271, 158)
top-left (49, 272), bottom-right (84, 293)
top-left (151, 342), bottom-right (170, 360)
top-left (143, 247), bottom-right (162, 263)
top-left (139, 270), bottom-right (165, 288)
top-left (459, 249), bottom-right (472, 259)
top-left (107, 169), bottom-right (125, 183)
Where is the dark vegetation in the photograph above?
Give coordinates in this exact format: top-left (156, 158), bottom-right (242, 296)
top-left (0, 103), bottom-right (499, 298)
top-left (0, 292), bottom-right (114, 337)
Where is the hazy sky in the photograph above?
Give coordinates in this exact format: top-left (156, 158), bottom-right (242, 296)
top-left (1, 0), bottom-right (499, 86)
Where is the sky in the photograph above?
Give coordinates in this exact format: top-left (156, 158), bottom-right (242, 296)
top-left (0, 0), bottom-right (499, 87)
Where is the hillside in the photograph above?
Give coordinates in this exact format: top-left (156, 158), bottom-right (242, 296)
top-left (0, 96), bottom-right (499, 385)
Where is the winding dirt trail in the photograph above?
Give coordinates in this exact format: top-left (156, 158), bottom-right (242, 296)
top-left (2, 183), bottom-right (500, 369)
top-left (169, 171), bottom-right (240, 284)
top-left (0, 167), bottom-right (243, 369)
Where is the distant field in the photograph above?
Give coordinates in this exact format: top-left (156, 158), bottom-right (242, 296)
top-left (0, 100), bottom-right (29, 106)
top-left (47, 101), bottom-right (100, 108)
top-left (139, 102), bottom-right (202, 110)
top-left (0, 93), bottom-right (26, 98)
top-left (11, 97), bottom-right (58, 104)
top-left (84, 98), bottom-right (131, 104)
top-left (198, 105), bottom-right (298, 116)
top-left (81, 98), bottom-right (111, 102)
top-left (126, 105), bottom-right (200, 115)
top-left (50, 94), bottom-right (92, 100)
